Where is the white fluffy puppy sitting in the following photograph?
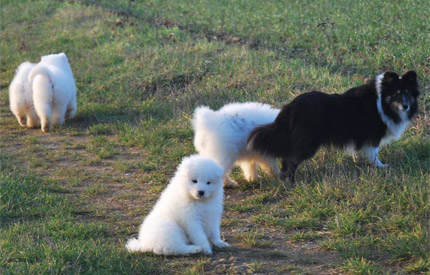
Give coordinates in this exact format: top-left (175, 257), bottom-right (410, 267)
top-left (9, 53), bottom-right (77, 132)
top-left (126, 155), bottom-right (230, 255)
top-left (192, 102), bottom-right (280, 187)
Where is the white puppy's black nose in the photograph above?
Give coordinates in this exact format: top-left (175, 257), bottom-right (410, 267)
top-left (198, 190), bottom-right (205, 197)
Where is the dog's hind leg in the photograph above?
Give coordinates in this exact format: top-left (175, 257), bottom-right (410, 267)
top-left (11, 105), bottom-right (27, 127)
top-left (258, 157), bottom-right (280, 177)
top-left (26, 106), bottom-right (40, 128)
top-left (280, 159), bottom-right (300, 183)
top-left (239, 161), bottom-right (258, 182)
top-left (16, 113), bottom-right (27, 127)
top-left (66, 96), bottom-right (77, 119)
top-left (282, 136), bottom-right (320, 182)
top-left (52, 103), bottom-right (67, 126)
top-left (224, 174), bottom-right (239, 187)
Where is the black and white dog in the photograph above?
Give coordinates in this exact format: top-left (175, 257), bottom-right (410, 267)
top-left (247, 71), bottom-right (420, 182)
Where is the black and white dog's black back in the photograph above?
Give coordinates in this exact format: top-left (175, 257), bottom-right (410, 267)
top-left (247, 71), bottom-right (420, 182)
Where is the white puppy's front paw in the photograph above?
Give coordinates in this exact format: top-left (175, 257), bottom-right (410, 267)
top-left (201, 246), bottom-right (213, 255)
top-left (212, 240), bottom-right (230, 248)
top-left (188, 245), bottom-right (204, 254)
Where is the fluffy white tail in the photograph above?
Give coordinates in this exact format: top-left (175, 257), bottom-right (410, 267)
top-left (28, 65), bottom-right (52, 83)
top-left (29, 65), bottom-right (54, 132)
top-left (191, 106), bottom-right (220, 133)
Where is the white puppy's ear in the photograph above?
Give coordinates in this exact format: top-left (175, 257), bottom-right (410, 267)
top-left (213, 165), bottom-right (224, 179)
top-left (59, 53), bottom-right (68, 61)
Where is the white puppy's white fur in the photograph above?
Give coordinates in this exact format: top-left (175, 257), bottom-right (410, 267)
top-left (192, 102), bottom-right (280, 187)
top-left (9, 62), bottom-right (39, 128)
top-left (9, 53), bottom-right (77, 132)
top-left (126, 155), bottom-right (229, 255)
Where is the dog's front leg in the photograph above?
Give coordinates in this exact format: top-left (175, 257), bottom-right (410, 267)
top-left (185, 222), bottom-right (212, 254)
top-left (259, 156), bottom-right (281, 177)
top-left (362, 146), bottom-right (388, 167)
top-left (206, 214), bottom-right (230, 248)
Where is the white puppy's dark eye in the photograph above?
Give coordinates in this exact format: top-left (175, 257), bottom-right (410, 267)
top-left (192, 179), bottom-right (197, 183)
top-left (207, 181), bottom-right (211, 185)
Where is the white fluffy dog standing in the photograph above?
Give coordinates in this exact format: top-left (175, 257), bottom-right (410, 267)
top-left (30, 53), bottom-right (77, 132)
top-left (192, 102), bottom-right (280, 187)
top-left (9, 53), bottom-right (77, 132)
top-left (126, 155), bottom-right (230, 255)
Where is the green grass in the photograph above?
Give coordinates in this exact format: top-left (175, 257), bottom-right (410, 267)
top-left (341, 258), bottom-right (382, 275)
top-left (0, 156), bottom-right (163, 274)
top-left (234, 230), bottom-right (273, 248)
top-left (1, 0), bottom-right (429, 273)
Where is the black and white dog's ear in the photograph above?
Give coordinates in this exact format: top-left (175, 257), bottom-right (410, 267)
top-left (382, 71), bottom-right (399, 82)
top-left (402, 70), bottom-right (417, 83)
top-left (403, 70), bottom-right (420, 97)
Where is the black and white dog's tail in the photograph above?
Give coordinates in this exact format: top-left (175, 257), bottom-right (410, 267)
top-left (247, 102), bottom-right (293, 157)
top-left (247, 120), bottom-right (289, 157)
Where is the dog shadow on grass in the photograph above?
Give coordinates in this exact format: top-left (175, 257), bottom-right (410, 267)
top-left (58, 107), bottom-right (145, 134)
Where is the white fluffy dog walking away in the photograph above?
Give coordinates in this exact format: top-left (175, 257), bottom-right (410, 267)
top-left (9, 53), bottom-right (77, 132)
top-left (192, 102), bottom-right (280, 187)
top-left (126, 155), bottom-right (230, 255)
top-left (29, 53), bottom-right (77, 132)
